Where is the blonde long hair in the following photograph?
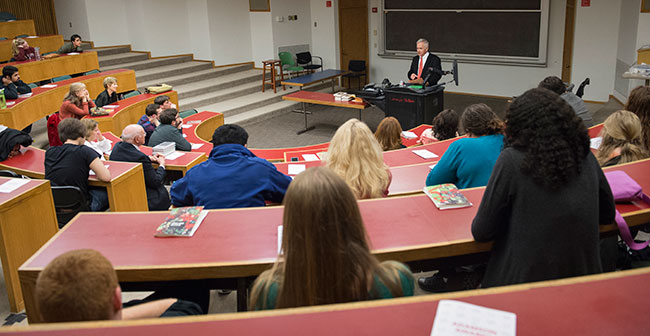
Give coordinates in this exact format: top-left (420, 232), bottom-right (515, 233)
top-left (11, 38), bottom-right (26, 57)
top-left (374, 117), bottom-right (403, 151)
top-left (326, 119), bottom-right (390, 199)
top-left (63, 83), bottom-right (86, 107)
top-left (249, 167), bottom-right (408, 309)
top-left (596, 110), bottom-right (648, 166)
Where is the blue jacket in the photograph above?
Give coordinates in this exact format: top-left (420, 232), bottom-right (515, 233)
top-left (426, 134), bottom-right (504, 189)
top-left (170, 144), bottom-right (292, 209)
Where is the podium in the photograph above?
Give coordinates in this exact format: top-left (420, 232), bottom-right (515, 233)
top-left (383, 86), bottom-right (444, 129)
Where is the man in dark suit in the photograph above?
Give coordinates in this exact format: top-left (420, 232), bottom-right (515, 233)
top-left (407, 38), bottom-right (442, 87)
top-left (109, 124), bottom-right (171, 210)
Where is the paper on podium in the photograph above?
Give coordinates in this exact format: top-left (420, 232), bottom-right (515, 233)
top-left (431, 300), bottom-right (516, 336)
top-left (413, 149), bottom-right (438, 159)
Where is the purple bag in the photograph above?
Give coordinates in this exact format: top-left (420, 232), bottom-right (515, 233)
top-left (604, 170), bottom-right (650, 250)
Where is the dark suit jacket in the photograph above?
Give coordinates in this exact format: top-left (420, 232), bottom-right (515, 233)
top-left (407, 52), bottom-right (442, 87)
top-left (109, 141), bottom-right (171, 210)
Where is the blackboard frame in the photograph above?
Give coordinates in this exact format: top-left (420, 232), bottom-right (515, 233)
top-left (378, 0), bottom-right (550, 66)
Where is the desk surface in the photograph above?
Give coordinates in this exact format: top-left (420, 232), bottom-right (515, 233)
top-left (0, 177), bottom-right (49, 206)
top-left (282, 91), bottom-right (367, 109)
top-left (10, 262), bottom-right (650, 335)
top-left (280, 69), bottom-right (346, 86)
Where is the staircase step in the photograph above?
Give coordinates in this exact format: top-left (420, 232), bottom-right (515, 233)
top-left (100, 55), bottom-right (193, 72)
top-left (134, 62), bottom-right (214, 84)
top-left (174, 69), bottom-right (262, 100)
top-left (136, 64), bottom-right (254, 89)
top-left (88, 46), bottom-right (131, 57)
top-left (179, 81), bottom-right (269, 111)
top-left (226, 100), bottom-right (300, 126)
top-left (98, 52), bottom-right (149, 67)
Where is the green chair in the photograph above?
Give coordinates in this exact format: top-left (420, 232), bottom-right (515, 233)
top-left (28, 83), bottom-right (37, 89)
top-left (0, 37), bottom-right (7, 41)
top-left (52, 75), bottom-right (72, 82)
top-left (279, 52), bottom-right (304, 78)
top-left (84, 69), bottom-right (100, 75)
top-left (123, 90), bottom-right (141, 99)
top-left (14, 34), bottom-right (28, 39)
top-left (179, 109), bottom-right (198, 119)
top-left (42, 51), bottom-right (56, 56)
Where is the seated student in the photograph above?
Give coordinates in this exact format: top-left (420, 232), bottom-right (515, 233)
top-left (56, 34), bottom-right (83, 54)
top-left (374, 116), bottom-right (405, 151)
top-left (249, 166), bottom-right (414, 310)
top-left (418, 109), bottom-right (459, 145)
top-left (59, 82), bottom-right (96, 120)
top-left (148, 108), bottom-right (191, 151)
top-left (154, 95), bottom-right (177, 110)
top-left (596, 110), bottom-right (648, 167)
top-left (45, 118), bottom-right (111, 212)
top-left (171, 124), bottom-right (292, 209)
top-left (471, 88), bottom-right (615, 287)
top-left (80, 119), bottom-right (112, 160)
top-left (538, 76), bottom-right (594, 127)
top-left (0, 125), bottom-right (32, 161)
top-left (95, 76), bottom-right (123, 107)
top-left (138, 103), bottom-right (162, 145)
top-left (625, 85), bottom-right (650, 153)
top-left (36, 249), bottom-right (203, 322)
top-left (425, 104), bottom-right (504, 189)
top-left (326, 119), bottom-right (391, 199)
top-left (110, 125), bottom-right (171, 211)
top-left (1, 65), bottom-right (32, 100)
top-left (11, 38), bottom-right (36, 61)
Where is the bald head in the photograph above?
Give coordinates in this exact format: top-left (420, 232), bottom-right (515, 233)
top-left (121, 124), bottom-right (145, 144)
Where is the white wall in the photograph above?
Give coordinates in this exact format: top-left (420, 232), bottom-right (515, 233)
top-left (83, 0), bottom-right (129, 47)
top-left (572, 0), bottom-right (621, 101)
top-left (613, 0), bottom-right (640, 100)
top-left (310, 0), bottom-right (339, 69)
top-left (54, 0), bottom-right (91, 41)
top-left (368, 0), bottom-right (567, 99)
top-left (207, 0), bottom-right (253, 65)
top-left (186, 0), bottom-right (213, 60)
top-left (270, 0), bottom-right (312, 54)
top-left (250, 12), bottom-right (274, 68)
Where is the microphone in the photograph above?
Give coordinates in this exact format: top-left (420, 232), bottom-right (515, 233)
top-left (421, 67), bottom-right (434, 87)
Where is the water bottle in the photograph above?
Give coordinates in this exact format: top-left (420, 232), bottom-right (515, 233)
top-left (34, 46), bottom-right (41, 61)
top-left (0, 89), bottom-right (6, 109)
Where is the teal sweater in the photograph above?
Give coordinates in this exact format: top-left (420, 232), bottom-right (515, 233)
top-left (252, 261), bottom-right (414, 310)
top-left (425, 134), bottom-right (504, 189)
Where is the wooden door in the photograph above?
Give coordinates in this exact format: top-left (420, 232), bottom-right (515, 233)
top-left (339, 0), bottom-right (368, 88)
top-left (561, 0), bottom-right (576, 83)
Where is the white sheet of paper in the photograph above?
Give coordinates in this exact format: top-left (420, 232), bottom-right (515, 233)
top-left (165, 152), bottom-right (185, 160)
top-left (429, 164), bottom-right (436, 170)
top-left (302, 154), bottom-right (319, 162)
top-left (182, 134), bottom-right (187, 138)
top-left (26, 36), bottom-right (38, 38)
top-left (191, 143), bottom-right (204, 150)
top-left (18, 92), bottom-right (32, 98)
top-left (6, 101), bottom-right (15, 106)
top-left (67, 52), bottom-right (80, 55)
top-left (413, 149), bottom-right (438, 159)
top-left (277, 225), bottom-right (283, 254)
top-left (181, 124), bottom-right (192, 129)
top-left (41, 84), bottom-right (57, 88)
top-left (590, 136), bottom-right (602, 150)
top-left (402, 131), bottom-right (418, 139)
top-left (0, 179), bottom-right (30, 193)
top-left (89, 165), bottom-right (110, 176)
top-left (187, 120), bottom-right (201, 124)
top-left (288, 164), bottom-right (306, 175)
top-left (431, 300), bottom-right (516, 336)
top-left (102, 105), bottom-right (119, 109)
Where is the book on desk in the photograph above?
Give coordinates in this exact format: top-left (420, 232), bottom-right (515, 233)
top-left (424, 184), bottom-right (472, 210)
top-left (155, 206), bottom-right (207, 237)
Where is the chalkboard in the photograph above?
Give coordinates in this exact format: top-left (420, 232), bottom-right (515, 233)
top-left (380, 0), bottom-right (548, 65)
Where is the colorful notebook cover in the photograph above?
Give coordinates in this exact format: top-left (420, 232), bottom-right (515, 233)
top-left (424, 183), bottom-right (472, 210)
top-left (155, 206), bottom-right (207, 237)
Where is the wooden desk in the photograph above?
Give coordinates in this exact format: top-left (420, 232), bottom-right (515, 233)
top-left (280, 69), bottom-right (346, 92)
top-left (0, 20), bottom-right (36, 39)
top-left (0, 69), bottom-right (136, 130)
top-left (4, 52), bottom-right (100, 84)
top-left (0, 178), bottom-right (57, 313)
top-left (623, 71), bottom-right (650, 86)
top-left (7, 268), bottom-right (650, 334)
top-left (87, 92), bottom-right (179, 135)
top-left (102, 132), bottom-right (207, 176)
top-left (0, 35), bottom-right (63, 62)
top-left (18, 158), bottom-right (650, 321)
top-left (282, 90), bottom-right (368, 134)
top-left (0, 147), bottom-right (148, 212)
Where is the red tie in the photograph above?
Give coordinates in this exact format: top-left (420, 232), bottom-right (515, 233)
top-left (417, 56), bottom-right (423, 78)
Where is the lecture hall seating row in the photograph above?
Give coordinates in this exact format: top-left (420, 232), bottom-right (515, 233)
top-left (5, 51), bottom-right (100, 84)
top-left (0, 35), bottom-right (64, 63)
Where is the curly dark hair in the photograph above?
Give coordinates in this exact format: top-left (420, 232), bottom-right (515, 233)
top-left (625, 85), bottom-right (650, 152)
top-left (461, 103), bottom-right (504, 136)
top-left (432, 109), bottom-right (459, 141)
top-left (505, 88), bottom-right (590, 189)
top-left (538, 76), bottom-right (566, 95)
